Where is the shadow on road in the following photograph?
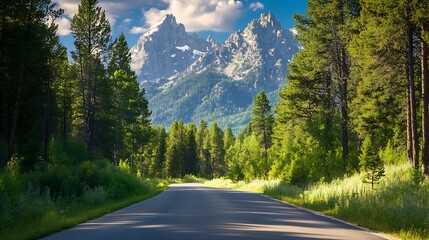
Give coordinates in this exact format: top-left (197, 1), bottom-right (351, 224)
top-left (43, 183), bottom-right (385, 240)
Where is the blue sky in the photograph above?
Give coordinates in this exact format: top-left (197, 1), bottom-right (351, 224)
top-left (53, 0), bottom-right (308, 52)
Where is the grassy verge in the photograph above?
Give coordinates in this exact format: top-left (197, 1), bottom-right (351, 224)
top-left (0, 178), bottom-right (173, 240)
top-left (205, 164), bottom-right (429, 240)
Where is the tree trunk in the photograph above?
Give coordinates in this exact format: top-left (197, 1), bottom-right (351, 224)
top-left (407, 84), bottom-right (413, 163)
top-left (340, 45), bottom-right (349, 173)
top-left (7, 0), bottom-right (34, 163)
top-left (43, 75), bottom-right (51, 161)
top-left (422, 26), bottom-right (429, 175)
top-left (62, 93), bottom-right (67, 141)
top-left (407, 13), bottom-right (419, 169)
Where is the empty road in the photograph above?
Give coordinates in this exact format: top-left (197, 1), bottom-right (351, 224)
top-left (43, 183), bottom-right (386, 240)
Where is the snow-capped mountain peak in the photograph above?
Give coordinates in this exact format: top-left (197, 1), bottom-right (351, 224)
top-left (187, 12), bottom-right (299, 90)
top-left (130, 14), bottom-right (214, 80)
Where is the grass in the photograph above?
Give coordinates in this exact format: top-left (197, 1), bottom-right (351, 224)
top-left (0, 178), bottom-right (172, 240)
top-left (0, 175), bottom-right (207, 240)
top-left (205, 163), bottom-right (429, 240)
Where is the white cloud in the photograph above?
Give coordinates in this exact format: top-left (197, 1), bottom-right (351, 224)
top-left (123, 18), bottom-right (132, 24)
top-left (55, 17), bottom-right (72, 36)
top-left (52, 0), bottom-right (80, 17)
top-left (52, 0), bottom-right (155, 29)
top-left (249, 2), bottom-right (264, 11)
top-left (130, 26), bottom-right (147, 34)
top-left (143, 0), bottom-right (244, 32)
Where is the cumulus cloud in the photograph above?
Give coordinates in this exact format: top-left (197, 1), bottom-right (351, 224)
top-left (143, 0), bottom-right (244, 32)
top-left (55, 17), bottom-right (72, 36)
top-left (130, 26), bottom-right (147, 34)
top-left (249, 2), bottom-right (264, 11)
top-left (52, 0), bottom-right (80, 18)
top-left (51, 0), bottom-right (166, 35)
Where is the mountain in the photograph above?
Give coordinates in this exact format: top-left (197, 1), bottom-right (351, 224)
top-left (187, 12), bottom-right (298, 92)
top-left (131, 12), bottom-right (300, 132)
top-left (130, 14), bottom-right (216, 83)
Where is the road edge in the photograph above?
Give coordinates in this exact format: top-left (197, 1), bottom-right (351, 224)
top-left (203, 184), bottom-right (400, 240)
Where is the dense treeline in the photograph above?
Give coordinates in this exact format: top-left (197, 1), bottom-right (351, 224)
top-left (0, 0), bottom-right (151, 171)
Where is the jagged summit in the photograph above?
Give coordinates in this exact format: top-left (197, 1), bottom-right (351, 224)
top-left (130, 14), bottom-right (214, 81)
top-left (187, 12), bottom-right (298, 91)
top-left (130, 12), bottom-right (300, 131)
top-left (258, 12), bottom-right (280, 28)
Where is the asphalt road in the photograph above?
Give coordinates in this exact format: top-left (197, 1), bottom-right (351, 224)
top-left (43, 183), bottom-right (386, 240)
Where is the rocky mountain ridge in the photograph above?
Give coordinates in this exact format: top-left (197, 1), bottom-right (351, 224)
top-left (130, 14), bottom-right (216, 81)
top-left (130, 12), bottom-right (300, 132)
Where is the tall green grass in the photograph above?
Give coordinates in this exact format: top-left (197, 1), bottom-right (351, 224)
top-left (0, 176), bottom-right (171, 240)
top-left (205, 163), bottom-right (429, 240)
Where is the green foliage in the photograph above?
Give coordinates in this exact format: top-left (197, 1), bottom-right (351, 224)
top-left (184, 123), bottom-right (198, 176)
top-left (108, 33), bottom-right (132, 76)
top-left (146, 126), bottom-right (167, 178)
top-left (0, 0), bottom-right (64, 169)
top-left (223, 127), bottom-right (235, 151)
top-left (359, 136), bottom-right (385, 188)
top-left (379, 140), bottom-right (406, 165)
top-left (225, 134), bottom-right (266, 181)
top-left (208, 122), bottom-right (225, 178)
top-left (0, 170), bottom-right (165, 240)
top-left (164, 121), bottom-right (187, 178)
top-left (208, 163), bottom-right (429, 239)
top-left (251, 91), bottom-right (274, 170)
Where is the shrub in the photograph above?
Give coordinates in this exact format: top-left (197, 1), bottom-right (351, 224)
top-left (82, 186), bottom-right (108, 205)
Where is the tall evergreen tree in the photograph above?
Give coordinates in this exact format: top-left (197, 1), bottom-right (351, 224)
top-left (223, 127), bottom-right (235, 151)
top-left (70, 0), bottom-right (111, 153)
top-left (148, 126), bottom-right (167, 178)
top-left (165, 121), bottom-right (186, 177)
top-left (251, 91), bottom-right (274, 166)
top-left (208, 122), bottom-right (225, 178)
top-left (294, 0), bottom-right (359, 172)
top-left (108, 33), bottom-right (132, 76)
top-left (0, 0), bottom-right (63, 169)
top-left (415, 0), bottom-right (429, 175)
top-left (184, 123), bottom-right (198, 176)
top-left (196, 120), bottom-right (208, 175)
top-left (350, 0), bottom-right (420, 171)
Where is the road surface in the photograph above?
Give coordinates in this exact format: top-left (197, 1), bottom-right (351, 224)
top-left (43, 183), bottom-right (386, 240)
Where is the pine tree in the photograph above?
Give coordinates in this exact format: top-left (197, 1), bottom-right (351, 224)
top-left (293, 0), bottom-right (359, 172)
top-left (196, 120), bottom-right (208, 175)
top-left (251, 91), bottom-right (274, 167)
top-left (0, 0), bottom-right (63, 168)
top-left (223, 127), bottom-right (235, 151)
top-left (108, 33), bottom-right (132, 76)
top-left (359, 136), bottom-right (385, 189)
top-left (148, 126), bottom-right (167, 178)
top-left (415, 0), bottom-right (429, 175)
top-left (70, 0), bottom-right (111, 153)
top-left (208, 122), bottom-right (225, 178)
top-left (350, 0), bottom-right (420, 171)
top-left (165, 121), bottom-right (186, 177)
top-left (184, 123), bottom-right (198, 175)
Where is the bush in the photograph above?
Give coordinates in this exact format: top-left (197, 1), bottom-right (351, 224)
top-left (82, 186), bottom-right (108, 205)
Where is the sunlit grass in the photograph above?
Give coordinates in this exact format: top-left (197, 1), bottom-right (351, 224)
top-left (206, 163), bottom-right (429, 240)
top-left (0, 179), bottom-right (169, 240)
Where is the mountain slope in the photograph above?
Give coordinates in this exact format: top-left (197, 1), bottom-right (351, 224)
top-left (131, 12), bottom-right (299, 132)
